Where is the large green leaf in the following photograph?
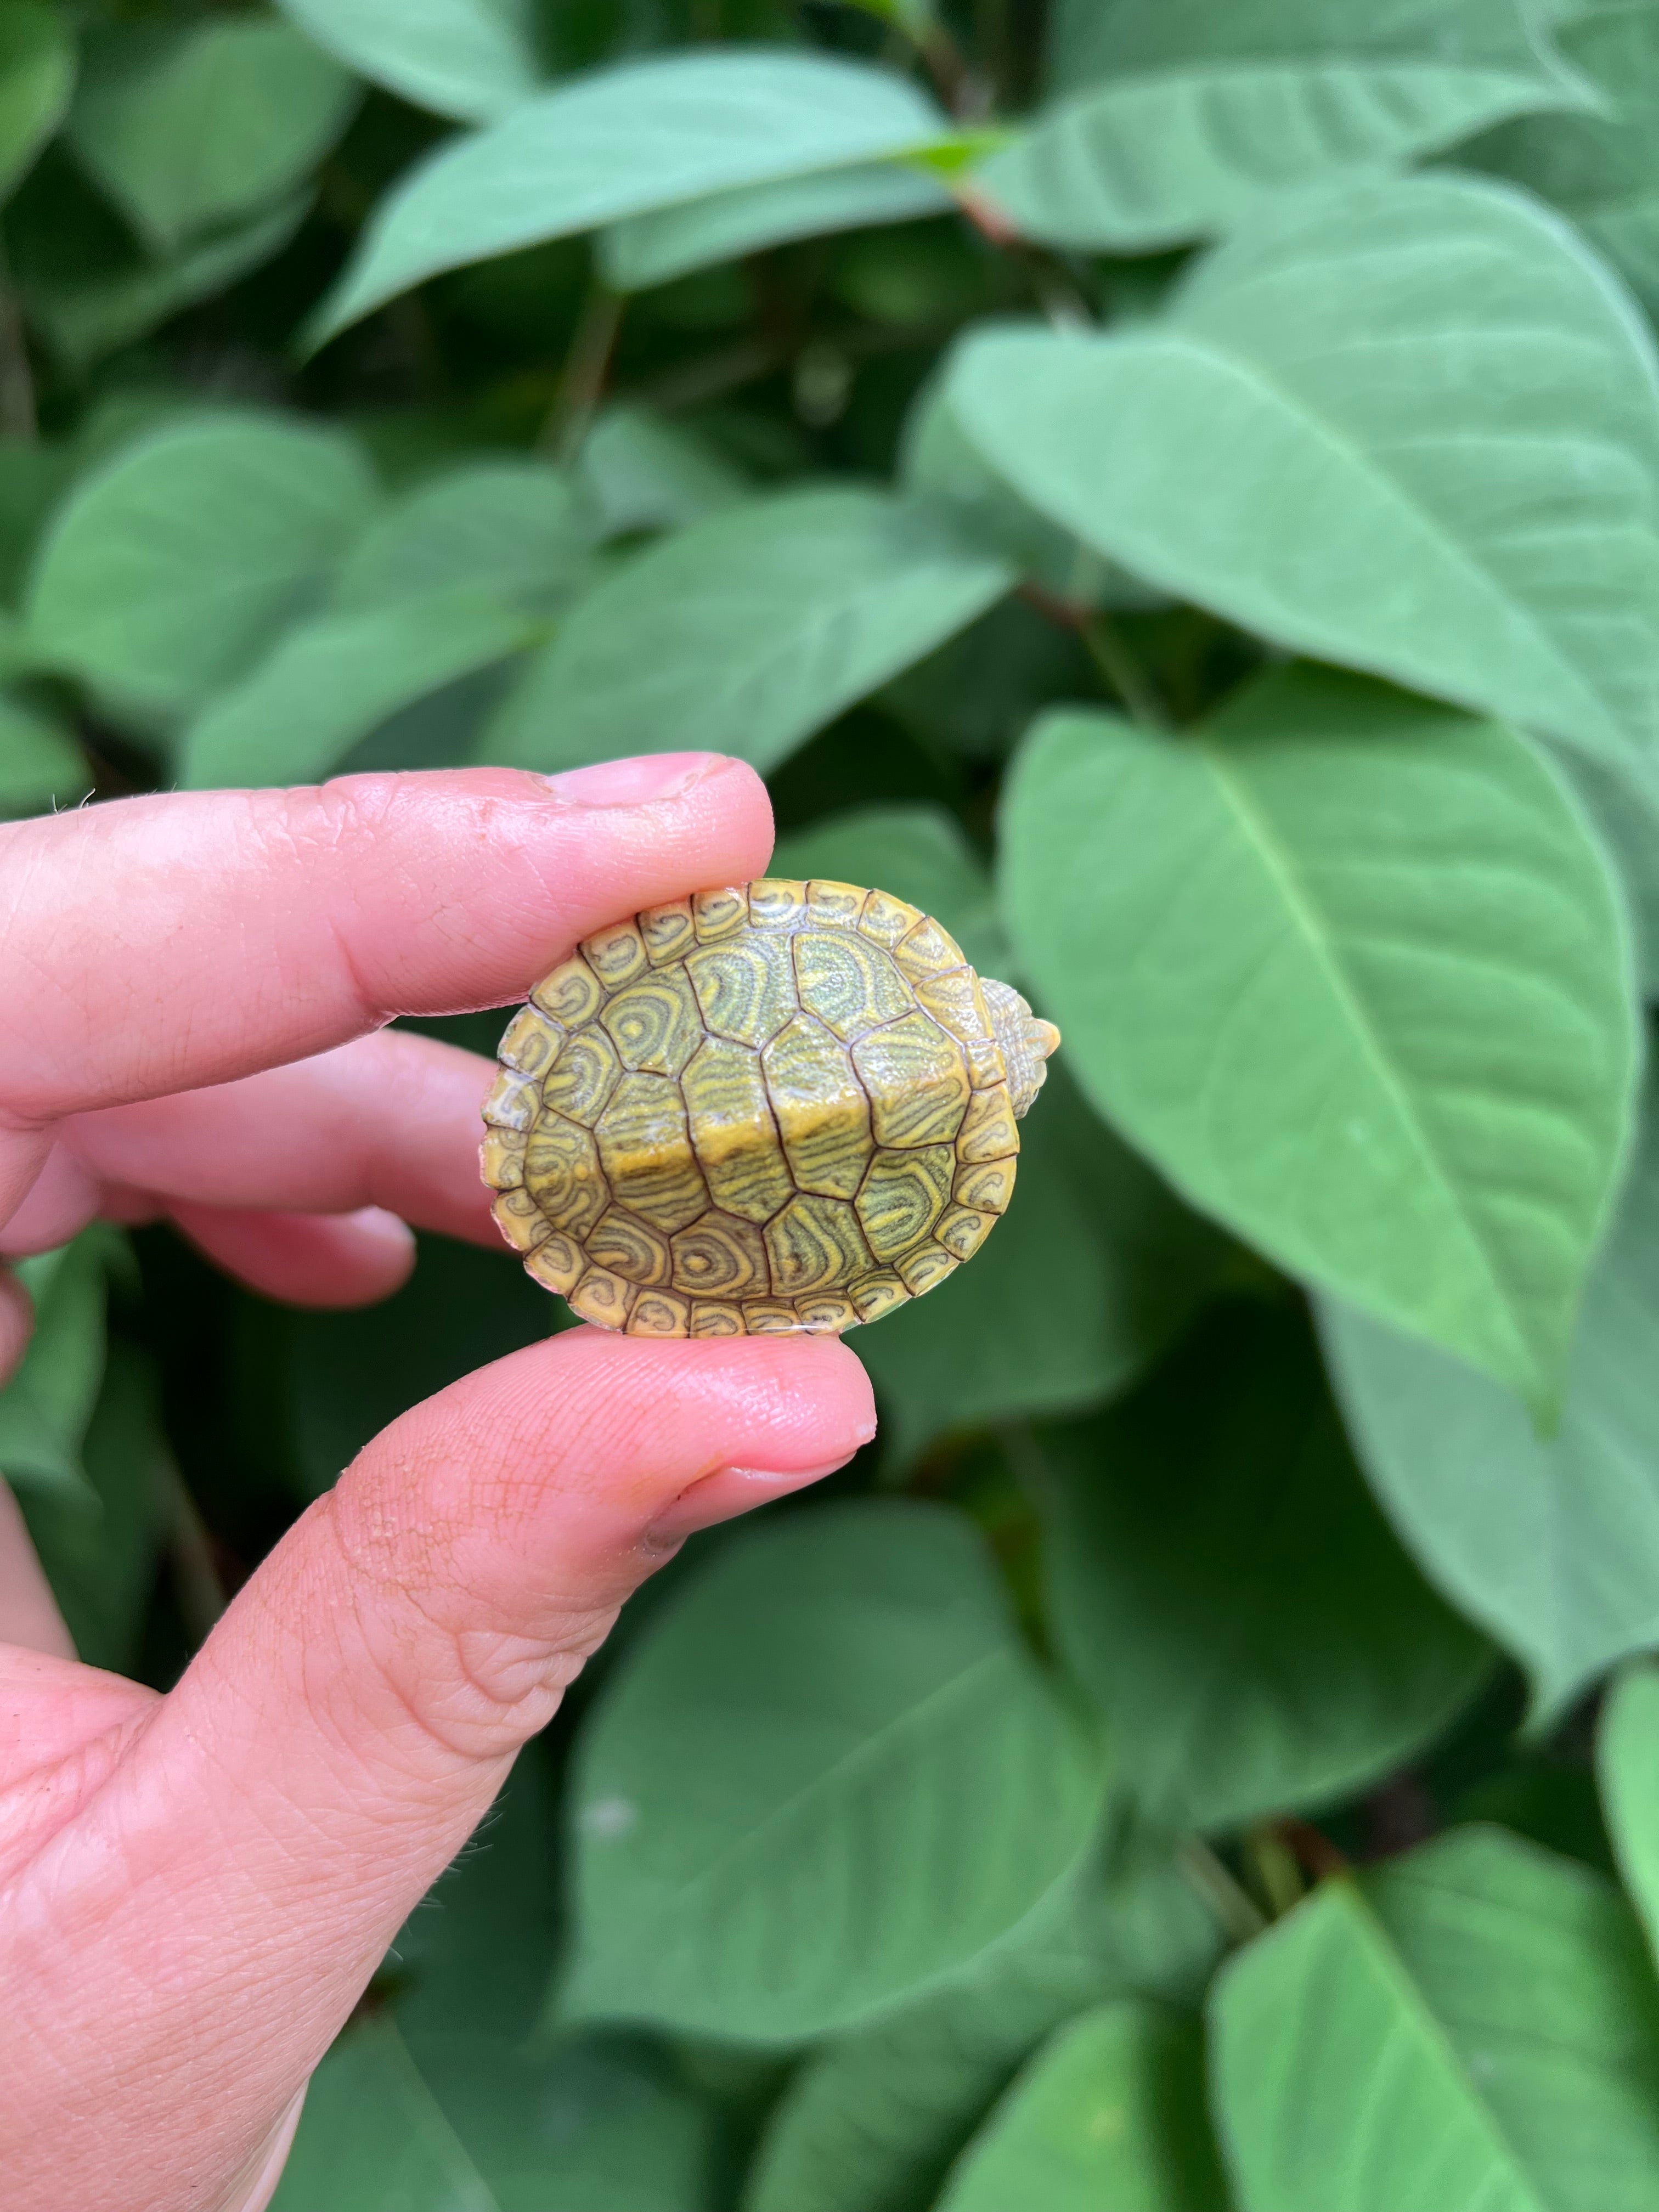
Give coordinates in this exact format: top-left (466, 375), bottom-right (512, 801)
top-left (947, 176), bottom-right (1659, 775)
top-left (1212, 1829), bottom-right (1659, 2210)
top-left (1001, 668), bottom-right (1638, 1414)
top-left (180, 588), bottom-right (541, 789)
top-left (65, 19), bottom-right (356, 254)
top-left (307, 52), bottom-right (950, 347)
top-left (558, 1501), bottom-right (1104, 2044)
top-left (573, 407), bottom-right (750, 541)
top-left (274, 0), bottom-right (541, 124)
top-left (600, 161), bottom-right (953, 292)
top-left (1599, 1663), bottom-right (1659, 1970)
top-left (936, 2002), bottom-right (1224, 2212)
top-left (334, 461), bottom-right (594, 614)
top-left (410, 2033), bottom-right (719, 2212)
top-left (1558, 751), bottom-right (1659, 998)
top-left (0, 3), bottom-right (75, 205)
top-left (746, 1839), bottom-right (1218, 2212)
top-left (1464, 5), bottom-right (1659, 323)
top-left (483, 489), bottom-right (1011, 777)
top-left (857, 1061), bottom-right (1227, 1469)
top-left (978, 0), bottom-right (1587, 252)
top-left (1040, 1300), bottom-right (1491, 1834)
top-left (0, 692), bottom-right (86, 817)
top-left (1321, 1073), bottom-right (1659, 1725)
top-left (270, 2018), bottom-right (499, 2212)
top-left (0, 1230), bottom-right (112, 1499)
top-left (26, 413), bottom-right (380, 720)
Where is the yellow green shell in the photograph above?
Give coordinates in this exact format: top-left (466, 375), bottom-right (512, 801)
top-left (479, 878), bottom-right (1059, 1339)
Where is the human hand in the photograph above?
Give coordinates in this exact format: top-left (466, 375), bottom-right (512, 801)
top-left (0, 756), bottom-right (876, 2212)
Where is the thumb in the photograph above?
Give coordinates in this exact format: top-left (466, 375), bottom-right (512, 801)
top-left (4, 1330), bottom-right (874, 2212)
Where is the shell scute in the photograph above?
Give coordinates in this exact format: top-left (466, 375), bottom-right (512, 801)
top-left (915, 968), bottom-right (990, 1048)
top-left (600, 968), bottom-right (703, 1077)
top-left (765, 1193), bottom-right (875, 1297)
top-left (492, 1186), bottom-right (551, 1254)
top-left (482, 1069), bottom-right (539, 1132)
top-left (586, 1205), bottom-right (673, 1286)
top-left (806, 879), bottom-right (867, 928)
top-left (532, 952), bottom-right (603, 1028)
top-left (524, 1232), bottom-right (584, 1294)
top-left (681, 1036), bottom-right (794, 1223)
top-left (793, 929), bottom-right (915, 1043)
top-left (524, 1111), bottom-right (609, 1237)
top-left (957, 1084), bottom-right (1020, 1165)
top-left (856, 1144), bottom-right (955, 1263)
top-left (897, 1243), bottom-right (958, 1296)
top-left (894, 915), bottom-right (966, 982)
top-left (763, 1013), bottom-right (872, 1200)
top-left (582, 917), bottom-right (648, 991)
top-left (686, 933), bottom-right (797, 1048)
top-left (849, 1269), bottom-right (910, 1321)
top-left (496, 1004), bottom-right (563, 1077)
top-left (748, 877), bottom-right (808, 930)
top-left (595, 1072), bottom-right (709, 1232)
top-left (690, 1300), bottom-right (745, 1337)
top-left (955, 1155), bottom-right (1015, 1215)
top-left (693, 885), bottom-right (748, 942)
top-left (541, 1025), bottom-right (622, 1126)
top-left (936, 1203), bottom-right (995, 1261)
top-left (628, 1289), bottom-right (691, 1338)
top-left (670, 1210), bottom-right (769, 1298)
top-left (797, 1291), bottom-right (859, 1333)
top-left (568, 1265), bottom-right (635, 1328)
top-left (859, 890), bottom-right (924, 950)
top-left (851, 1013), bottom-right (970, 1149)
top-left (479, 1127), bottom-right (527, 1189)
top-left (640, 899), bottom-right (695, 966)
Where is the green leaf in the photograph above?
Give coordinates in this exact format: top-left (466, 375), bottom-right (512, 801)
top-left (936, 2002), bottom-right (1224, 2212)
top-left (65, 19), bottom-right (357, 255)
top-left (25, 193), bottom-right (311, 370)
top-left (273, 0), bottom-right (541, 124)
top-left (483, 489), bottom-right (1011, 778)
top-left (774, 803), bottom-right (1007, 977)
top-left (1464, 4), bottom-right (1659, 324)
top-left (334, 460), bottom-right (594, 613)
top-left (1321, 1072), bottom-right (1659, 1725)
top-left (307, 52), bottom-right (951, 347)
top-left (559, 1500), bottom-right (1104, 2044)
top-left (879, 599), bottom-right (1099, 765)
top-left (1039, 1299), bottom-right (1491, 1834)
top-left (26, 413), bottom-right (380, 721)
top-left (977, 0), bottom-right (1588, 252)
top-left (745, 1838), bottom-right (1218, 2212)
top-left (857, 1061), bottom-right (1228, 1469)
top-left (15, 1337), bottom-right (170, 1675)
top-left (0, 691), bottom-right (86, 816)
top-left (1001, 668), bottom-right (1638, 1414)
top-left (0, 1230), bottom-right (112, 1498)
top-left (410, 2032), bottom-right (719, 2212)
top-left (1599, 1663), bottom-right (1659, 1970)
top-left (947, 176), bottom-right (1659, 775)
top-left (1557, 752), bottom-right (1659, 999)
top-left (1212, 1828), bottom-right (1659, 2210)
top-left (600, 161), bottom-right (953, 292)
top-left (180, 587), bottom-right (541, 789)
top-left (270, 2017), bottom-right (500, 2212)
top-left (573, 407), bottom-right (751, 541)
top-left (0, 3), bottom-right (75, 205)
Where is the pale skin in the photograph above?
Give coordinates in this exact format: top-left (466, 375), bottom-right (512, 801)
top-left (0, 752), bottom-right (877, 2212)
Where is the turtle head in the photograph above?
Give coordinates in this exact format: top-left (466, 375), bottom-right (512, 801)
top-left (980, 977), bottom-right (1061, 1119)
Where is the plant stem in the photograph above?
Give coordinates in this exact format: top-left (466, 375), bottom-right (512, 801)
top-left (0, 239), bottom-right (37, 443)
top-left (1082, 611), bottom-right (1169, 729)
top-left (1246, 1823), bottom-right (1306, 1918)
top-left (539, 283), bottom-right (625, 461)
top-left (1178, 1837), bottom-right (1268, 1944)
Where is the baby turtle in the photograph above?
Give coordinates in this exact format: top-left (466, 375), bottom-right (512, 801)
top-left (479, 877), bottom-right (1059, 1338)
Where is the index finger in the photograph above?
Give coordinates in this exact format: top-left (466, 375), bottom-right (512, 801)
top-left (0, 754), bottom-right (770, 1125)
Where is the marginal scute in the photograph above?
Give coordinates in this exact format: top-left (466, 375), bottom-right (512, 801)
top-left (524, 1110), bottom-right (609, 1236)
top-left (897, 1243), bottom-right (957, 1295)
top-left (600, 968), bottom-right (703, 1077)
top-left (681, 1036), bottom-right (794, 1222)
top-left (532, 952), bottom-right (603, 1028)
top-left (763, 1013), bottom-right (872, 1200)
top-left (479, 1127), bottom-right (527, 1189)
top-left (915, 967), bottom-right (990, 1047)
top-left (793, 928), bottom-right (914, 1042)
top-left (851, 1013), bottom-right (970, 1149)
top-left (568, 1265), bottom-right (635, 1328)
top-left (765, 1193), bottom-right (875, 1297)
top-left (936, 1203), bottom-right (995, 1261)
top-left (525, 1232), bottom-right (583, 1294)
top-left (748, 877), bottom-right (808, 930)
top-left (640, 899), bottom-right (695, 967)
top-left (541, 1025), bottom-right (623, 1127)
top-left (956, 1154), bottom-right (1016, 1215)
top-left (686, 933), bottom-right (798, 1048)
top-left (806, 879), bottom-right (867, 928)
top-left (628, 1289), bottom-right (691, 1338)
top-left (849, 1269), bottom-right (910, 1321)
top-left (859, 890), bottom-right (924, 950)
top-left (586, 1205), bottom-right (672, 1286)
top-left (690, 1300), bottom-right (745, 1337)
top-left (743, 1300), bottom-right (803, 1335)
top-left (671, 1210), bottom-right (769, 1297)
top-left (492, 1186), bottom-right (551, 1254)
top-left (957, 1083), bottom-right (1020, 1165)
top-left (582, 917), bottom-right (648, 991)
top-left (894, 915), bottom-right (966, 982)
top-left (797, 1292), bottom-right (859, 1333)
top-left (496, 1004), bottom-right (563, 1077)
top-left (482, 1069), bottom-right (539, 1131)
top-left (964, 1034), bottom-right (1006, 1090)
top-left (693, 885), bottom-right (748, 941)
top-left (855, 1144), bottom-right (955, 1262)
top-left (596, 1071), bottom-right (710, 1231)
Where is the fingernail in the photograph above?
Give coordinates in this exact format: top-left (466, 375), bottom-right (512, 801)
top-left (544, 752), bottom-right (724, 808)
top-left (642, 1457), bottom-right (854, 1547)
